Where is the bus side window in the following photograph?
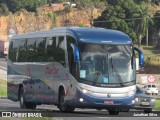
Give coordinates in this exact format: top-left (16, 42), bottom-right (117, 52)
top-left (36, 37), bottom-right (46, 62)
top-left (26, 38), bottom-right (37, 62)
top-left (9, 41), bottom-right (15, 62)
top-left (17, 39), bottom-right (27, 62)
top-left (46, 36), bottom-right (66, 67)
top-left (46, 37), bottom-right (56, 62)
top-left (9, 40), bottom-right (18, 62)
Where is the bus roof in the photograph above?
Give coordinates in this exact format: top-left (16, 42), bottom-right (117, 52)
top-left (11, 27), bottom-right (132, 44)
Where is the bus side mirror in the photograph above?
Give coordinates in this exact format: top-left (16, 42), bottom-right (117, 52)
top-left (134, 47), bottom-right (144, 67)
top-left (71, 44), bottom-right (80, 63)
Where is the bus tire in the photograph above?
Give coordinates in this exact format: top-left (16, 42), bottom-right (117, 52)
top-left (67, 107), bottom-right (75, 112)
top-left (19, 87), bottom-right (26, 109)
top-left (59, 89), bottom-right (67, 112)
top-left (25, 102), bottom-right (36, 109)
top-left (59, 89), bottom-right (75, 112)
top-left (108, 110), bottom-right (119, 115)
top-left (19, 87), bottom-right (36, 109)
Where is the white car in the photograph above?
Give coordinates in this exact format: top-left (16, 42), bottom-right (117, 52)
top-left (134, 86), bottom-right (155, 113)
top-left (144, 84), bottom-right (158, 95)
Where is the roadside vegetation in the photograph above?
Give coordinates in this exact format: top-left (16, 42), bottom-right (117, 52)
top-left (135, 45), bottom-right (160, 74)
top-left (154, 99), bottom-right (160, 110)
top-left (0, 79), bottom-right (7, 96)
top-left (0, 0), bottom-right (160, 49)
top-left (94, 0), bottom-right (160, 48)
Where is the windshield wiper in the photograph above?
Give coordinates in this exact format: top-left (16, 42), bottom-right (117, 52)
top-left (111, 56), bottom-right (124, 86)
top-left (111, 57), bottom-right (113, 72)
top-left (92, 71), bottom-right (102, 86)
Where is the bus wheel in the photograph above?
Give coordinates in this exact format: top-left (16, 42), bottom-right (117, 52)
top-left (19, 88), bottom-right (36, 109)
top-left (25, 102), bottom-right (36, 109)
top-left (67, 107), bottom-right (75, 112)
top-left (108, 110), bottom-right (119, 115)
top-left (59, 90), bottom-right (67, 112)
top-left (19, 87), bottom-right (26, 109)
top-left (59, 89), bottom-right (75, 112)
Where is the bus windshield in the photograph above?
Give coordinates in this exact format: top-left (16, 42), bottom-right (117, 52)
top-left (79, 42), bottom-right (136, 86)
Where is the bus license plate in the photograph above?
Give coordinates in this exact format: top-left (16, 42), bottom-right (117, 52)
top-left (142, 102), bottom-right (149, 105)
top-left (104, 100), bottom-right (114, 104)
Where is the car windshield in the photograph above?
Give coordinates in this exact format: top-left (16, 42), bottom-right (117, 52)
top-left (152, 85), bottom-right (156, 87)
top-left (78, 42), bottom-right (136, 85)
top-left (136, 86), bottom-right (143, 93)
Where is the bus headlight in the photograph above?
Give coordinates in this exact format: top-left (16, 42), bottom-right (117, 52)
top-left (79, 87), bottom-right (88, 94)
top-left (79, 87), bottom-right (93, 94)
top-left (82, 89), bottom-right (88, 94)
top-left (127, 91), bottom-right (135, 96)
top-left (135, 98), bottom-right (139, 101)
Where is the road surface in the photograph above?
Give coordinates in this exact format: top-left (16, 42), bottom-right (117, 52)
top-left (0, 58), bottom-right (7, 69)
top-left (0, 99), bottom-right (159, 119)
top-left (0, 58), bottom-right (7, 80)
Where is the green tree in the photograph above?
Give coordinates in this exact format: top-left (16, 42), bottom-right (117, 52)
top-left (34, 0), bottom-right (47, 8)
top-left (106, 0), bottom-right (118, 5)
top-left (0, 3), bottom-right (9, 15)
top-left (131, 2), bottom-right (153, 47)
top-left (153, 0), bottom-right (160, 5)
top-left (0, 0), bottom-right (48, 12)
top-left (75, 0), bottom-right (105, 9)
top-left (57, 0), bottom-right (71, 2)
top-left (154, 11), bottom-right (160, 31)
top-left (153, 11), bottom-right (160, 47)
top-left (94, 0), bottom-right (138, 42)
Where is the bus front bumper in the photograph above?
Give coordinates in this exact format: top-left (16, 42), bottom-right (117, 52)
top-left (66, 90), bottom-right (135, 110)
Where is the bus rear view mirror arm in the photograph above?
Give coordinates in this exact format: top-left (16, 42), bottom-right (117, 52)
top-left (71, 44), bottom-right (80, 63)
top-left (134, 47), bottom-right (144, 67)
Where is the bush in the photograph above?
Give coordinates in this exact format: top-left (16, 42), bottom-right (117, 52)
top-left (154, 99), bottom-right (160, 110)
top-left (64, 5), bottom-right (72, 13)
top-left (0, 3), bottom-right (10, 16)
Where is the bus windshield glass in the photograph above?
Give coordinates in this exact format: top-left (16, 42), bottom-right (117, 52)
top-left (79, 42), bottom-right (135, 85)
